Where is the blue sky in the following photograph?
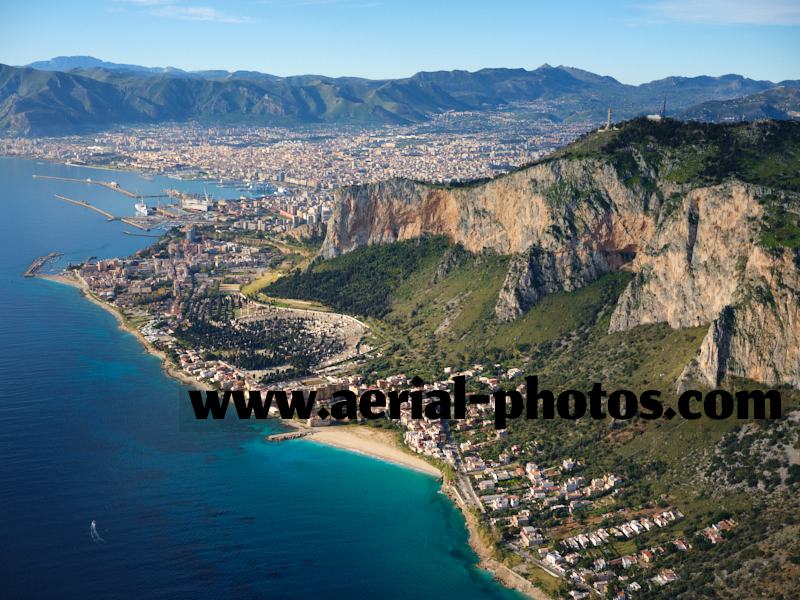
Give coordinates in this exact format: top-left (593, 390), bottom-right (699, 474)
top-left (1, 0), bottom-right (798, 83)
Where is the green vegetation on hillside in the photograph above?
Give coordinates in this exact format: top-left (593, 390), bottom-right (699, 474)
top-left (759, 194), bottom-right (800, 248)
top-left (264, 236), bottom-right (451, 318)
top-left (554, 118), bottom-right (800, 192)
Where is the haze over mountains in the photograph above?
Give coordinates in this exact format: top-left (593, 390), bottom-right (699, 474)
top-left (0, 56), bottom-right (798, 135)
top-left (26, 56), bottom-right (186, 75)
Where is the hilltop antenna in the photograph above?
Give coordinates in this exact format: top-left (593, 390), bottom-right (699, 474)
top-left (605, 107), bottom-right (612, 131)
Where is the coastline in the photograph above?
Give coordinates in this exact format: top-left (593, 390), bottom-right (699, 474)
top-left (7, 154), bottom-right (230, 185)
top-left (38, 272), bottom-right (204, 389)
top-left (292, 423), bottom-right (549, 599)
top-left (298, 423), bottom-right (442, 477)
top-left (446, 488), bottom-right (553, 600)
top-left (38, 271), bottom-right (549, 600)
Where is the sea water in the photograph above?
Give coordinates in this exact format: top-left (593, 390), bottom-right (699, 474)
top-left (0, 157), bottom-right (522, 599)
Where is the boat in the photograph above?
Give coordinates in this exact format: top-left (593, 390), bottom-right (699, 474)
top-left (135, 201), bottom-right (153, 216)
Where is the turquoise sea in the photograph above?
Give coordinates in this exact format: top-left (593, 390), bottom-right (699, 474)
top-left (0, 157), bottom-right (522, 599)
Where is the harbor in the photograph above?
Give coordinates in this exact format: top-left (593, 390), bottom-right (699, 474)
top-left (123, 230), bottom-right (162, 238)
top-left (23, 252), bottom-right (63, 277)
top-left (53, 193), bottom-right (115, 219)
top-left (52, 194), bottom-right (151, 230)
top-left (119, 217), bottom-right (150, 231)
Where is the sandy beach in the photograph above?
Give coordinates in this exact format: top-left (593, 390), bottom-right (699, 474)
top-left (299, 425), bottom-right (550, 598)
top-left (297, 424), bottom-right (442, 477)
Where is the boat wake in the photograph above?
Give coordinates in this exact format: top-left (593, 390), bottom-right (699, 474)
top-left (90, 520), bottom-right (105, 544)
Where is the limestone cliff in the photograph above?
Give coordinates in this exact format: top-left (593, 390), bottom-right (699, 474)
top-left (679, 247), bottom-right (800, 388)
top-left (605, 182), bottom-right (800, 388)
top-left (321, 160), bottom-right (653, 321)
top-left (608, 183), bottom-right (763, 331)
top-left (318, 120), bottom-right (800, 388)
top-left (321, 162), bottom-right (652, 259)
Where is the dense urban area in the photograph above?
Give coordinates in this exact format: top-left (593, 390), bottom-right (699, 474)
top-left (1, 109), bottom-right (592, 187)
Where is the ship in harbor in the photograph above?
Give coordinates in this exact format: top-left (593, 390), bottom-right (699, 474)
top-left (135, 201), bottom-right (153, 216)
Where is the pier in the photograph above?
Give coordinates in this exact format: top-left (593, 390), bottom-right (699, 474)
top-left (53, 194), bottom-right (115, 220)
top-left (265, 431), bottom-right (312, 442)
top-left (119, 217), bottom-right (150, 231)
top-left (33, 174), bottom-right (168, 199)
top-left (24, 252), bottom-right (63, 277)
top-left (123, 231), bottom-right (162, 238)
top-left (52, 195), bottom-right (154, 231)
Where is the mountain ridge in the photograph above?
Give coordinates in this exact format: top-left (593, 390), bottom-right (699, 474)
top-left (26, 55), bottom-right (186, 75)
top-left (314, 118), bottom-right (800, 390)
top-left (2, 59), bottom-right (797, 135)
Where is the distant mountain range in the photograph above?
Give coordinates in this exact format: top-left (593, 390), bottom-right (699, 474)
top-left (679, 86), bottom-right (800, 122)
top-left (0, 56), bottom-right (797, 135)
top-left (26, 56), bottom-right (185, 75)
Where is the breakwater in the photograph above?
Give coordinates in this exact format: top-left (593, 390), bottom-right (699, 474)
top-left (23, 252), bottom-right (62, 276)
top-left (33, 174), bottom-right (167, 198)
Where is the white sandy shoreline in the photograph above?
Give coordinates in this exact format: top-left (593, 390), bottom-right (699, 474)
top-left (300, 425), bottom-right (441, 477)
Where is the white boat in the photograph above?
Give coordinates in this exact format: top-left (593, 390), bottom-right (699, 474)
top-left (135, 201), bottom-right (152, 216)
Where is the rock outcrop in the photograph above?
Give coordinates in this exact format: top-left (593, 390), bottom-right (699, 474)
top-left (606, 184), bottom-right (800, 388)
top-left (322, 162), bottom-right (653, 259)
top-left (679, 247), bottom-right (800, 388)
top-left (286, 221), bottom-right (326, 243)
top-left (608, 183), bottom-right (763, 331)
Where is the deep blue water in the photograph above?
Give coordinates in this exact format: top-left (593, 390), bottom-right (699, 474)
top-left (0, 157), bottom-right (521, 599)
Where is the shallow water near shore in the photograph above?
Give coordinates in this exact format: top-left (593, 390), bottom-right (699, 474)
top-left (0, 157), bottom-right (522, 599)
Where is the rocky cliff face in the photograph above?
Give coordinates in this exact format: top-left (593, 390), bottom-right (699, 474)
top-left (321, 179), bottom-right (460, 257)
top-left (608, 183), bottom-right (763, 331)
top-left (322, 160), bottom-right (654, 322)
top-left (603, 182), bottom-right (800, 388)
top-left (322, 161), bottom-right (652, 260)
top-left (320, 148), bottom-right (800, 389)
top-left (679, 247), bottom-right (800, 388)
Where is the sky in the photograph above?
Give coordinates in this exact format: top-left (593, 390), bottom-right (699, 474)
top-left (1, 0), bottom-right (798, 83)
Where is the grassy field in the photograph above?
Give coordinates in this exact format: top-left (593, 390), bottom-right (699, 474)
top-left (240, 271), bottom-right (283, 296)
top-left (236, 234), bottom-right (320, 298)
top-left (524, 564), bottom-right (563, 597)
top-left (253, 295), bottom-right (333, 312)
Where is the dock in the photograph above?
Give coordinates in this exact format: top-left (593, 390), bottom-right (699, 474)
top-left (24, 252), bottom-right (63, 277)
top-left (155, 206), bottom-right (185, 218)
top-left (53, 194), bottom-right (116, 220)
top-left (33, 174), bottom-right (168, 199)
top-left (119, 217), bottom-right (150, 231)
top-left (265, 431), bottom-right (313, 442)
top-left (124, 231), bottom-right (162, 238)
top-left (52, 195), bottom-right (155, 231)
